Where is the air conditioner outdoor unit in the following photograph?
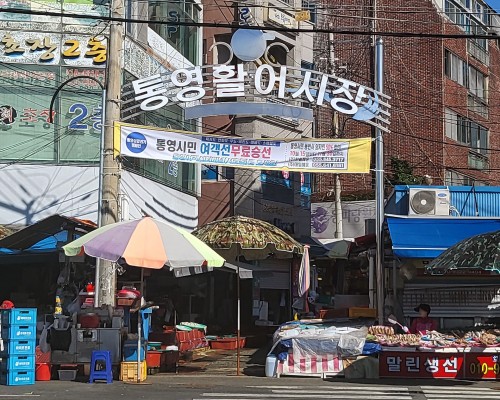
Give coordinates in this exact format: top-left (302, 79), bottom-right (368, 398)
top-left (408, 188), bottom-right (450, 216)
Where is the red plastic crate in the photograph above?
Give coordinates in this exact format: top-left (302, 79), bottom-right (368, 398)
top-left (209, 338), bottom-right (246, 350)
top-left (146, 351), bottom-right (162, 368)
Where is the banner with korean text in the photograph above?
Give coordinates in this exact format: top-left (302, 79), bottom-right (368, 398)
top-left (115, 122), bottom-right (372, 174)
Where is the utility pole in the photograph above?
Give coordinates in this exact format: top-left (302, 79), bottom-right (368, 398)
top-left (95, 0), bottom-right (124, 307)
top-left (328, 30), bottom-right (343, 239)
top-left (374, 37), bottom-right (385, 324)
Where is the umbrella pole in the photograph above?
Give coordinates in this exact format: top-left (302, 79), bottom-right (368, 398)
top-left (137, 309), bottom-right (142, 383)
top-left (237, 263), bottom-right (240, 376)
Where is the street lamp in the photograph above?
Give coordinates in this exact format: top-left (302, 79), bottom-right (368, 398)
top-left (49, 76), bottom-right (106, 306)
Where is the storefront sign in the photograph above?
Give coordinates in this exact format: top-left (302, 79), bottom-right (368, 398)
top-left (381, 351), bottom-right (500, 380)
top-left (124, 37), bottom-right (165, 81)
top-left (0, 0), bottom-right (108, 33)
top-left (295, 10), bottom-right (311, 22)
top-left (263, 203), bottom-right (293, 217)
top-left (121, 29), bottom-right (390, 132)
top-left (380, 352), bottom-right (464, 379)
top-left (464, 353), bottom-right (500, 380)
top-left (311, 200), bottom-right (375, 239)
top-left (115, 122), bottom-right (372, 173)
top-left (268, 8), bottom-right (298, 28)
top-left (0, 30), bottom-right (107, 67)
top-left (0, 65), bottom-right (102, 163)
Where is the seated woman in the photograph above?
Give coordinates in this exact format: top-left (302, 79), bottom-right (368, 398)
top-left (410, 303), bottom-right (438, 335)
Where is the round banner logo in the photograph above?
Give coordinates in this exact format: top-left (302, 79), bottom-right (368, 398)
top-left (126, 131), bottom-right (147, 153)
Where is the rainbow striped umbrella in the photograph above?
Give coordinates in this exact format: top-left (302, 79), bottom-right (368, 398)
top-left (62, 217), bottom-right (225, 269)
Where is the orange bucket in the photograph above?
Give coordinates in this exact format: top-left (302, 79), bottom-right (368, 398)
top-left (36, 363), bottom-right (51, 381)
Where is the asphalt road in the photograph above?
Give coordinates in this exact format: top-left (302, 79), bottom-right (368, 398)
top-left (0, 375), bottom-right (499, 400)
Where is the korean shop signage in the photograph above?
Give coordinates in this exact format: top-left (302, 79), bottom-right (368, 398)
top-left (267, 8), bottom-right (298, 29)
top-left (121, 29), bottom-right (390, 132)
top-left (115, 122), bottom-right (372, 173)
top-left (0, 30), bottom-right (107, 67)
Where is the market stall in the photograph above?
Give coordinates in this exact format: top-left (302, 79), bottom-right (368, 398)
top-left (266, 318), bottom-right (375, 378)
top-left (370, 326), bottom-right (500, 380)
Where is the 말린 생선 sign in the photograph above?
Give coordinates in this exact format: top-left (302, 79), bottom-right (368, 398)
top-left (114, 122), bottom-right (372, 173)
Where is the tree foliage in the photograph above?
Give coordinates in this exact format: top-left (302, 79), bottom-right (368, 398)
top-left (389, 157), bottom-right (424, 185)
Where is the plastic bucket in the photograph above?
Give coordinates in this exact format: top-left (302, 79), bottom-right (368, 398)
top-left (265, 355), bottom-right (277, 378)
top-left (36, 363), bottom-right (51, 381)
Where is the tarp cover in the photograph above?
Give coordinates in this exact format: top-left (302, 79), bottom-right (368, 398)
top-left (273, 323), bottom-right (367, 359)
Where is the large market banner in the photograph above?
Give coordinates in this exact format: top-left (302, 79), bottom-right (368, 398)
top-left (114, 122), bottom-right (372, 173)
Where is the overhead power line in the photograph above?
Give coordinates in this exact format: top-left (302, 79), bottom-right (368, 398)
top-left (2, 7), bottom-right (500, 40)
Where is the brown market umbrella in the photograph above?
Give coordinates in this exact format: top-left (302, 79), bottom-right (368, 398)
top-left (193, 216), bottom-right (303, 260)
top-left (192, 216), bottom-right (304, 375)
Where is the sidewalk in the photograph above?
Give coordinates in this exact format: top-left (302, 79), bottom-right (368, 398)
top-left (177, 346), bottom-right (268, 376)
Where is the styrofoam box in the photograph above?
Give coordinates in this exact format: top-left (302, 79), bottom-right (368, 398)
top-left (0, 370), bottom-right (35, 386)
top-left (1, 356), bottom-right (35, 371)
top-left (1, 309), bottom-right (37, 326)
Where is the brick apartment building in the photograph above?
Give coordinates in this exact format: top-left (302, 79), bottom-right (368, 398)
top-left (314, 0), bottom-right (500, 200)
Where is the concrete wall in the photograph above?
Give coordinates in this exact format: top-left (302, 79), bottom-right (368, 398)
top-left (198, 181), bottom-right (232, 225)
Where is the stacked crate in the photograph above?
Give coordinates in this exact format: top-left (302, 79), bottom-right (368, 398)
top-left (0, 309), bottom-right (37, 386)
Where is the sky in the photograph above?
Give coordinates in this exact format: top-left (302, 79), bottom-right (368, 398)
top-left (485, 0), bottom-right (500, 13)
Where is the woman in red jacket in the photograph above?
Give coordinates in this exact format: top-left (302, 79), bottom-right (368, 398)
top-left (410, 303), bottom-right (438, 334)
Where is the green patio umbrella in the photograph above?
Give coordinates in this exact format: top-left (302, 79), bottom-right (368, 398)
top-left (426, 230), bottom-right (500, 275)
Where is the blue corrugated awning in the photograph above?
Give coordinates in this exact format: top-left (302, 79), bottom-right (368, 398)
top-left (386, 215), bottom-right (500, 258)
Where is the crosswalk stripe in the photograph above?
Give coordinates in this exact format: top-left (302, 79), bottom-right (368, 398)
top-left (198, 397), bottom-right (409, 400)
top-left (271, 389), bottom-right (409, 395)
top-left (201, 394), bottom-right (411, 399)
top-left (421, 386), bottom-right (496, 391)
top-left (247, 386), bottom-right (409, 391)
top-left (424, 395), bottom-right (498, 399)
top-left (423, 389), bottom-right (497, 394)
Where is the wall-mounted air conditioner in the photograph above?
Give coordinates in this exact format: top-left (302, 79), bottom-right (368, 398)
top-left (408, 188), bottom-right (450, 216)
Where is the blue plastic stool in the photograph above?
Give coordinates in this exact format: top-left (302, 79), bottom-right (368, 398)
top-left (89, 350), bottom-right (113, 384)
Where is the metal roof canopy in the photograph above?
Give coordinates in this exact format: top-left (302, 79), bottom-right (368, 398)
top-left (386, 215), bottom-right (500, 259)
top-left (0, 215), bottom-right (96, 251)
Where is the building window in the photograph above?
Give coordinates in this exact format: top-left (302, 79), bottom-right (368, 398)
top-left (468, 151), bottom-right (489, 170)
top-left (201, 166), bottom-right (234, 181)
top-left (300, 172), bottom-right (311, 209)
top-left (149, 0), bottom-right (201, 64)
top-left (121, 72), bottom-right (198, 195)
top-left (445, 0), bottom-right (470, 30)
top-left (445, 109), bottom-right (489, 155)
top-left (260, 170), bottom-right (294, 205)
top-left (445, 0), bottom-right (489, 53)
top-left (301, 60), bottom-right (315, 71)
top-left (444, 50), bottom-right (488, 101)
top-left (468, 65), bottom-right (487, 101)
top-left (444, 50), bottom-right (467, 86)
top-left (445, 169), bottom-right (487, 186)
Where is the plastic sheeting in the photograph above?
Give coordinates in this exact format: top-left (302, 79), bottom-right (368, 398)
top-left (271, 323), bottom-right (368, 359)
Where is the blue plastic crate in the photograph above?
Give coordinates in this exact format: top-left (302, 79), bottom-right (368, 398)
top-left (1, 356), bottom-right (35, 371)
top-left (0, 340), bottom-right (36, 356)
top-left (123, 340), bottom-right (146, 362)
top-left (0, 370), bottom-right (35, 386)
top-left (1, 309), bottom-right (37, 326)
top-left (1, 325), bottom-right (36, 340)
